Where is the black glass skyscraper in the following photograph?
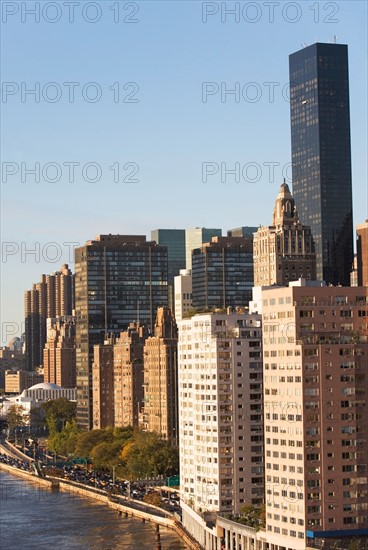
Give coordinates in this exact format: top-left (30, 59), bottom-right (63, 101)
top-left (289, 43), bottom-right (353, 285)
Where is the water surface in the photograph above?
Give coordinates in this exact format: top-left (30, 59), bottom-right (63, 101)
top-left (0, 471), bottom-right (188, 549)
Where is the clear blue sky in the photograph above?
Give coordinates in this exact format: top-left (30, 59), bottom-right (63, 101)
top-left (1, 0), bottom-right (367, 343)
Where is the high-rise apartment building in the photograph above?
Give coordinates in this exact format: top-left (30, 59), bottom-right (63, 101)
top-left (143, 307), bottom-right (178, 444)
top-left (357, 220), bottom-right (368, 287)
top-left (114, 323), bottom-right (148, 428)
top-left (192, 236), bottom-right (254, 310)
top-left (24, 277), bottom-right (47, 371)
top-left (25, 264), bottom-right (74, 370)
top-left (92, 337), bottom-right (115, 429)
top-left (253, 182), bottom-right (316, 286)
top-left (75, 235), bottom-right (168, 430)
top-left (178, 311), bottom-right (264, 546)
top-left (174, 269), bottom-right (192, 322)
top-left (43, 316), bottom-right (76, 388)
top-left (185, 228), bottom-right (222, 270)
top-left (289, 43), bottom-right (353, 285)
top-left (151, 229), bottom-right (186, 307)
top-left (261, 281), bottom-right (368, 549)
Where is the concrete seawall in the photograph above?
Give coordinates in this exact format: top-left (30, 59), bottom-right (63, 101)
top-left (0, 462), bottom-right (57, 489)
top-left (0, 463), bottom-right (202, 549)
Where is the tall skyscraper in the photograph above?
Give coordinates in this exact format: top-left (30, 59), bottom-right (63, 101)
top-left (185, 227), bottom-right (222, 270)
top-left (262, 281), bottom-right (368, 548)
top-left (289, 43), bottom-right (353, 285)
top-left (191, 236), bottom-right (254, 309)
top-left (75, 235), bottom-right (168, 430)
top-left (253, 181), bottom-right (316, 286)
top-left (178, 311), bottom-right (263, 545)
top-left (151, 229), bottom-right (186, 307)
top-left (25, 264), bottom-right (74, 370)
top-left (143, 307), bottom-right (178, 444)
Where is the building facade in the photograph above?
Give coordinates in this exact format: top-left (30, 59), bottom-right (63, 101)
top-left (0, 347), bottom-right (26, 391)
top-left (43, 316), bottom-right (76, 388)
top-left (92, 338), bottom-right (115, 429)
top-left (24, 264), bottom-right (74, 370)
top-left (23, 381), bottom-right (76, 401)
top-left (289, 43), bottom-right (353, 285)
top-left (174, 269), bottom-right (193, 322)
top-left (114, 323), bottom-right (148, 428)
top-left (192, 236), bottom-right (254, 310)
top-left (253, 182), bottom-right (316, 287)
top-left (357, 220), bottom-right (368, 287)
top-left (227, 226), bottom-right (258, 238)
top-left (151, 229), bottom-right (186, 308)
top-left (185, 228), bottom-right (222, 270)
top-left (143, 307), bottom-right (178, 444)
top-left (261, 281), bottom-right (368, 548)
top-left (75, 234), bottom-right (168, 430)
top-left (5, 370), bottom-right (44, 394)
top-left (178, 311), bottom-right (264, 542)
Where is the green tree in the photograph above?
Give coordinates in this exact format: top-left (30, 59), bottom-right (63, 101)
top-left (74, 427), bottom-right (115, 458)
top-left (88, 426), bottom-right (134, 471)
top-left (47, 420), bottom-right (80, 455)
top-left (120, 431), bottom-right (179, 479)
top-left (237, 504), bottom-right (265, 530)
top-left (42, 398), bottom-right (76, 435)
top-left (6, 404), bottom-right (27, 429)
top-left (151, 443), bottom-right (179, 476)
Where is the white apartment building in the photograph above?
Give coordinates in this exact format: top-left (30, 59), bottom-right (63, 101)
top-left (174, 269), bottom-right (192, 322)
top-left (178, 310), bottom-right (264, 548)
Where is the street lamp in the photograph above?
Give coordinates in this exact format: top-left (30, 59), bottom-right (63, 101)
top-left (127, 480), bottom-right (131, 500)
top-left (112, 463), bottom-right (122, 485)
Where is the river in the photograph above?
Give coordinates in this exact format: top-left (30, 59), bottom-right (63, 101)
top-left (0, 471), bottom-right (189, 549)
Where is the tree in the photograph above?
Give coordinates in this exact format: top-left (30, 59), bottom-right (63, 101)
top-left (47, 420), bottom-right (80, 455)
top-left (6, 404), bottom-right (27, 430)
top-left (237, 504), bottom-right (266, 530)
top-left (74, 427), bottom-right (115, 458)
top-left (120, 430), bottom-right (179, 479)
top-left (42, 398), bottom-right (76, 435)
top-left (151, 443), bottom-right (179, 476)
top-left (90, 440), bottom-right (123, 469)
